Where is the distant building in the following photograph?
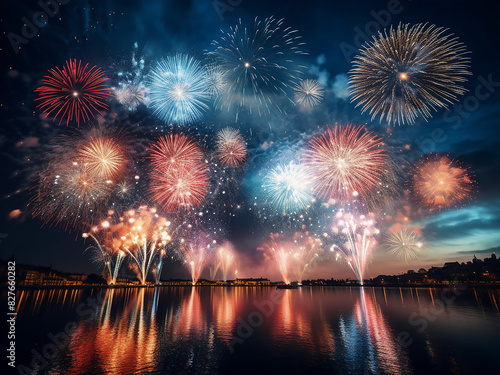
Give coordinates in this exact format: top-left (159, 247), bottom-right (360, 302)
top-left (162, 279), bottom-right (193, 286)
top-left (16, 265), bottom-right (88, 286)
top-left (114, 278), bottom-right (142, 286)
top-left (234, 278), bottom-right (270, 286)
top-left (418, 268), bottom-right (426, 273)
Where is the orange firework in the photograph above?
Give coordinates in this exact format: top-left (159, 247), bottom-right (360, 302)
top-left (32, 126), bottom-right (128, 230)
top-left (78, 136), bottom-right (125, 181)
top-left (413, 155), bottom-right (474, 208)
top-left (302, 125), bottom-right (387, 203)
top-left (215, 127), bottom-right (247, 168)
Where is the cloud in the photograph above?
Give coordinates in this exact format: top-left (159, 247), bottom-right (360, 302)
top-left (331, 74), bottom-right (350, 100)
top-left (456, 245), bottom-right (500, 255)
top-left (309, 64), bottom-right (330, 87)
top-left (420, 202), bottom-right (500, 257)
top-left (309, 56), bottom-right (350, 100)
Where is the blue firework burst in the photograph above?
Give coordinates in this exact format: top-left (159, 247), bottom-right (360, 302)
top-left (147, 54), bottom-right (211, 124)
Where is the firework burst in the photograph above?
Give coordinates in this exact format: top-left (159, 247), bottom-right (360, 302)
top-left (262, 162), bottom-right (314, 212)
top-left (385, 228), bottom-right (423, 262)
top-left (148, 134), bottom-right (209, 211)
top-left (35, 59), bottom-right (112, 126)
top-left (149, 165), bottom-right (209, 211)
top-left (349, 23), bottom-right (470, 125)
top-left (209, 16), bottom-right (307, 116)
top-left (111, 42), bottom-right (148, 111)
top-left (413, 155), bottom-right (474, 209)
top-left (294, 79), bottom-right (324, 110)
top-left (215, 127), bottom-right (247, 168)
top-left (205, 63), bottom-right (227, 98)
top-left (32, 127), bottom-right (128, 229)
top-left (147, 54), bottom-right (210, 124)
top-left (114, 83), bottom-right (148, 111)
top-left (149, 134), bottom-right (204, 173)
top-left (77, 136), bottom-right (126, 181)
top-left (302, 125), bottom-right (387, 204)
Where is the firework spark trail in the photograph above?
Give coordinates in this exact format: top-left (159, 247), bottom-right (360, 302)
top-left (216, 242), bottom-right (236, 281)
top-left (302, 125), bottom-right (387, 204)
top-left (82, 231), bottom-right (113, 283)
top-left (178, 233), bottom-right (216, 285)
top-left (349, 23), bottom-right (470, 125)
top-left (154, 249), bottom-right (167, 284)
top-left (332, 212), bottom-right (379, 285)
top-left (413, 155), bottom-right (475, 209)
top-left (147, 54), bottom-right (210, 124)
top-left (82, 225), bottom-right (126, 285)
top-left (294, 79), bottom-right (324, 110)
top-left (261, 233), bottom-right (293, 284)
top-left (262, 162), bottom-right (314, 212)
top-left (215, 127), bottom-right (247, 168)
top-left (209, 262), bottom-right (221, 280)
top-left (119, 207), bottom-right (173, 285)
top-left (209, 16), bottom-right (307, 116)
top-left (35, 59), bottom-right (112, 126)
top-left (384, 228), bottom-right (423, 263)
top-left (291, 232), bottom-right (323, 283)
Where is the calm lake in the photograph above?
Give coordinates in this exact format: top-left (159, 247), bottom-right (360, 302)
top-left (7, 286), bottom-right (500, 374)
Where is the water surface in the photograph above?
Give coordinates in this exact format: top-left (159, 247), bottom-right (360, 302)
top-left (9, 286), bottom-right (500, 374)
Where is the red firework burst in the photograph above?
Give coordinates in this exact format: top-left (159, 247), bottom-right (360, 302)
top-left (215, 127), bottom-right (247, 168)
top-left (148, 134), bottom-right (208, 211)
top-left (302, 125), bottom-right (386, 203)
top-left (413, 155), bottom-right (474, 209)
top-left (149, 134), bottom-right (204, 173)
top-left (149, 164), bottom-right (209, 211)
top-left (34, 59), bottom-right (112, 126)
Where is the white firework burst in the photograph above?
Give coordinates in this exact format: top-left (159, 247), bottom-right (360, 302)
top-left (294, 79), bottom-right (324, 110)
top-left (262, 162), bottom-right (314, 212)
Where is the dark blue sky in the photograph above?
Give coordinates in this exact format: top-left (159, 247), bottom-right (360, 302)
top-left (0, 0), bottom-right (499, 279)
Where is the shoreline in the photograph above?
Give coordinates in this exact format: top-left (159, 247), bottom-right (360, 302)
top-left (3, 283), bottom-right (500, 290)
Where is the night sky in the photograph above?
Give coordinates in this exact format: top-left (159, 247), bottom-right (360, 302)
top-left (1, 0), bottom-right (499, 281)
